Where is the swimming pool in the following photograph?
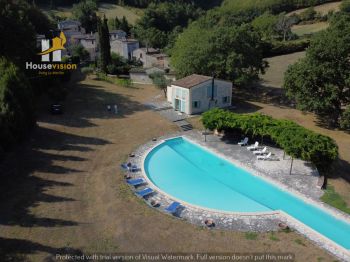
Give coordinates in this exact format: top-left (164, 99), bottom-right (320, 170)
top-left (144, 137), bottom-right (350, 250)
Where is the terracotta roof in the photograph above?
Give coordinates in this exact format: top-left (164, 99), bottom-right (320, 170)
top-left (171, 74), bottom-right (212, 89)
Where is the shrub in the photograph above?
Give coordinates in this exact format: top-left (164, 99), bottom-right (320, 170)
top-left (265, 39), bottom-right (310, 56)
top-left (299, 7), bottom-right (317, 21)
top-left (202, 108), bottom-right (338, 172)
top-left (340, 106), bottom-right (350, 130)
top-left (340, 0), bottom-right (350, 13)
top-left (81, 67), bottom-right (94, 75)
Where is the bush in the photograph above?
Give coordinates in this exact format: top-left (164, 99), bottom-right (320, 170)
top-left (340, 106), bottom-right (350, 130)
top-left (340, 0), bottom-right (350, 13)
top-left (202, 108), bottom-right (338, 172)
top-left (299, 7), bottom-right (317, 21)
top-left (81, 66), bottom-right (94, 75)
top-left (264, 39), bottom-right (310, 56)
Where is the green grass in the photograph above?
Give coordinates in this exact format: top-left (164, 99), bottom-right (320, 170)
top-left (321, 185), bottom-right (350, 214)
top-left (245, 232), bottom-right (258, 240)
top-left (291, 22), bottom-right (329, 36)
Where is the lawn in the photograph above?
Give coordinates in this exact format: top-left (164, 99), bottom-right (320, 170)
top-left (260, 51), bottom-right (306, 88)
top-left (0, 71), bottom-right (335, 261)
top-left (291, 22), bottom-right (329, 36)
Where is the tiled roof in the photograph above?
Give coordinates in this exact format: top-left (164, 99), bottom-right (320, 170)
top-left (171, 74), bottom-right (212, 89)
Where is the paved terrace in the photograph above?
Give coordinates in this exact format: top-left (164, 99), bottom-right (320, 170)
top-left (123, 130), bottom-right (350, 261)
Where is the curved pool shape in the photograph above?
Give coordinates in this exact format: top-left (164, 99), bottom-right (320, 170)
top-left (144, 137), bottom-right (350, 250)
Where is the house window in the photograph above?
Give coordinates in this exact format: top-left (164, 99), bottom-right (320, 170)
top-left (222, 96), bottom-right (230, 103)
top-left (193, 101), bottom-right (201, 108)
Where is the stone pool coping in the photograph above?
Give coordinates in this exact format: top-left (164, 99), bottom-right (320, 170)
top-left (125, 130), bottom-right (350, 261)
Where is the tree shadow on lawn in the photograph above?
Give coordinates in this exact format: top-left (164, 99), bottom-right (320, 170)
top-left (0, 237), bottom-right (83, 262)
top-left (0, 126), bottom-right (110, 228)
top-left (37, 78), bottom-right (150, 128)
top-left (235, 83), bottom-right (294, 109)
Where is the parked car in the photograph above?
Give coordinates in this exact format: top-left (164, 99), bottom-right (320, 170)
top-left (50, 104), bottom-right (63, 115)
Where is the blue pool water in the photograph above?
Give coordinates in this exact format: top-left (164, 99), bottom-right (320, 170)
top-left (144, 137), bottom-right (350, 250)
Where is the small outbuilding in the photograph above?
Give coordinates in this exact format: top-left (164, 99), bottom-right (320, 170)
top-left (167, 74), bottom-right (232, 115)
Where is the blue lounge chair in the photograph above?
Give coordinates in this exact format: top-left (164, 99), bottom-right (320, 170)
top-left (127, 178), bottom-right (146, 186)
top-left (165, 202), bottom-right (181, 214)
top-left (120, 163), bottom-right (128, 170)
top-left (121, 163), bottom-right (138, 172)
top-left (136, 187), bottom-right (153, 197)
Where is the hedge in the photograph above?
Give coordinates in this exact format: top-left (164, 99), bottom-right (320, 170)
top-left (263, 39), bottom-right (310, 57)
top-left (202, 108), bottom-right (338, 172)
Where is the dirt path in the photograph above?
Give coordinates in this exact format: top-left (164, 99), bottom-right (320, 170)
top-left (0, 75), bottom-right (335, 261)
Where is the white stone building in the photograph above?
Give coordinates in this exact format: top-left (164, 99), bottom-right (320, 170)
top-left (167, 74), bottom-right (232, 115)
top-left (71, 33), bottom-right (98, 61)
top-left (110, 38), bottom-right (139, 60)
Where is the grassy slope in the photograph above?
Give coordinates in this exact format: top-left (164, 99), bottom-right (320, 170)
top-left (40, 2), bottom-right (142, 24)
top-left (291, 22), bottom-right (329, 36)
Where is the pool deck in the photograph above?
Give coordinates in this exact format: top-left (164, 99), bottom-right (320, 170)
top-left (124, 130), bottom-right (350, 261)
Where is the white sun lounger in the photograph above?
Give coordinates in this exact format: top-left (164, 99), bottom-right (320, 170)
top-left (247, 141), bottom-right (259, 151)
top-left (257, 152), bottom-right (272, 160)
top-left (254, 147), bottom-right (267, 155)
top-left (238, 137), bottom-right (248, 146)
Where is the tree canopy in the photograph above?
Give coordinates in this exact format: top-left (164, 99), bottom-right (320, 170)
top-left (171, 22), bottom-right (267, 86)
top-left (72, 0), bottom-right (98, 33)
top-left (133, 2), bottom-right (203, 49)
top-left (284, 13), bottom-right (350, 127)
top-left (0, 57), bottom-right (35, 154)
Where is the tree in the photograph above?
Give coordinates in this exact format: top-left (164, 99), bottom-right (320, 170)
top-left (70, 44), bottom-right (90, 63)
top-left (72, 0), bottom-right (98, 33)
top-left (251, 12), bottom-right (279, 41)
top-left (0, 57), bottom-right (35, 152)
top-left (284, 13), bottom-right (350, 127)
top-left (275, 13), bottom-right (297, 41)
top-left (0, 0), bottom-right (36, 67)
top-left (120, 16), bottom-right (130, 35)
top-left (98, 16), bottom-right (111, 73)
top-left (133, 2), bottom-right (202, 49)
top-left (149, 72), bottom-right (170, 97)
top-left (171, 23), bottom-right (268, 86)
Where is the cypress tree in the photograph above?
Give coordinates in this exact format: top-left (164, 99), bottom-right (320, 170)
top-left (98, 15), bottom-right (111, 73)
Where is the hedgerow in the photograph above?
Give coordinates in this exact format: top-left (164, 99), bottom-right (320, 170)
top-left (202, 108), bottom-right (338, 172)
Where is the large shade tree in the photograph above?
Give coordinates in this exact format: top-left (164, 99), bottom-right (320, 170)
top-left (171, 22), bottom-right (268, 86)
top-left (284, 13), bottom-right (350, 127)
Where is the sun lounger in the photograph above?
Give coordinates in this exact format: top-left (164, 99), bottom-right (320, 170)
top-left (317, 176), bottom-right (325, 189)
top-left (253, 147), bottom-right (267, 155)
top-left (136, 187), bottom-right (153, 197)
top-left (247, 141), bottom-right (259, 151)
top-left (238, 137), bottom-right (248, 146)
top-left (165, 202), bottom-right (181, 214)
top-left (127, 178), bottom-right (146, 186)
top-left (257, 152), bottom-right (272, 160)
top-left (120, 163), bottom-right (128, 170)
top-left (120, 163), bottom-right (138, 172)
